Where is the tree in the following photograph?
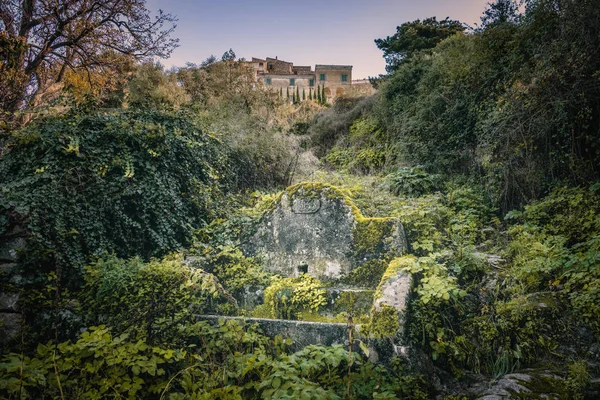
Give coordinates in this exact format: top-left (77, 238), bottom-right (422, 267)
top-left (221, 48), bottom-right (236, 62)
top-left (480, 0), bottom-right (520, 29)
top-left (0, 0), bottom-right (178, 120)
top-left (279, 87), bottom-right (283, 99)
top-left (309, 88), bottom-right (312, 100)
top-left (375, 17), bottom-right (464, 73)
top-left (321, 85), bottom-right (326, 104)
top-left (295, 86), bottom-right (300, 104)
top-left (317, 86), bottom-right (321, 103)
top-left (302, 88), bottom-right (306, 101)
top-left (286, 86), bottom-right (290, 100)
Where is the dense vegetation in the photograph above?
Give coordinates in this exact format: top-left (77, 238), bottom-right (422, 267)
top-left (1, 0), bottom-right (599, 398)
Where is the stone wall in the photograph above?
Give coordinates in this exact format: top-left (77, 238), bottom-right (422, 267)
top-left (0, 225), bottom-right (26, 345)
top-left (243, 183), bottom-right (407, 281)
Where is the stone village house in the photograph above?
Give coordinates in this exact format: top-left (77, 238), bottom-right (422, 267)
top-left (248, 56), bottom-right (352, 101)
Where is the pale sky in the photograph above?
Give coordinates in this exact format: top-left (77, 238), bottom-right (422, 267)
top-left (147, 0), bottom-right (492, 79)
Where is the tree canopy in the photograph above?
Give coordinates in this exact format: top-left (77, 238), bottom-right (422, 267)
top-left (374, 16), bottom-right (464, 73)
top-left (0, 0), bottom-right (178, 122)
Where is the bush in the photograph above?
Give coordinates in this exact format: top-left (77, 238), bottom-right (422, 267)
top-left (82, 254), bottom-right (236, 340)
top-left (0, 108), bottom-right (231, 286)
top-left (263, 274), bottom-right (327, 320)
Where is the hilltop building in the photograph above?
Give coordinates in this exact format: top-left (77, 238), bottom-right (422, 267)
top-left (248, 56), bottom-right (352, 100)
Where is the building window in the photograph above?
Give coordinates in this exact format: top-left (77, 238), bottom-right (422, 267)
top-left (309, 79), bottom-right (314, 87)
top-left (290, 78), bottom-right (295, 86)
top-left (265, 78), bottom-right (271, 85)
top-left (259, 62), bottom-right (264, 67)
top-left (341, 74), bottom-right (348, 82)
top-left (319, 73), bottom-right (326, 81)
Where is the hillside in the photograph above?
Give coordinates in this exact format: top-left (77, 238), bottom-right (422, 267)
top-left (1, 0), bottom-right (599, 398)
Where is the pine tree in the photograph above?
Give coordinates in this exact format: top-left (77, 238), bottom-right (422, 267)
top-left (286, 87), bottom-right (290, 101)
top-left (302, 88), bottom-right (306, 101)
top-left (309, 88), bottom-right (313, 100)
top-left (317, 86), bottom-right (321, 103)
top-left (321, 85), bottom-right (326, 104)
top-left (295, 86), bottom-right (300, 104)
top-left (279, 87), bottom-right (283, 98)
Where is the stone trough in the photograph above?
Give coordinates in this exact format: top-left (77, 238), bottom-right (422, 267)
top-left (230, 183), bottom-right (415, 359)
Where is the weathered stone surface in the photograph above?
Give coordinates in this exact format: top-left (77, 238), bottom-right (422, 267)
top-left (238, 285), bottom-right (265, 310)
top-left (0, 263), bottom-right (18, 275)
top-left (373, 272), bottom-right (412, 313)
top-left (0, 237), bottom-right (26, 262)
top-left (469, 371), bottom-right (569, 399)
top-left (368, 257), bottom-right (414, 340)
top-left (198, 315), bottom-right (353, 352)
top-left (244, 183), bottom-right (407, 281)
top-left (0, 312), bottom-right (22, 344)
top-left (0, 293), bottom-right (19, 312)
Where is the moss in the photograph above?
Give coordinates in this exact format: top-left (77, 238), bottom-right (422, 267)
top-left (352, 218), bottom-right (396, 259)
top-left (340, 258), bottom-right (390, 288)
top-left (247, 304), bottom-right (272, 319)
top-left (284, 182), bottom-right (365, 218)
top-left (510, 374), bottom-right (569, 399)
top-left (360, 304), bottom-right (400, 338)
top-left (331, 290), bottom-right (375, 316)
top-left (373, 255), bottom-right (416, 301)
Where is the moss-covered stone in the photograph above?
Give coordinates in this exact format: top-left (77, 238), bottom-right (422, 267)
top-left (244, 182), bottom-right (407, 282)
top-left (360, 304), bottom-right (400, 339)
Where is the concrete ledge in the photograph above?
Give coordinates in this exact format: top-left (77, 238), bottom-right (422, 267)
top-left (197, 315), bottom-right (354, 351)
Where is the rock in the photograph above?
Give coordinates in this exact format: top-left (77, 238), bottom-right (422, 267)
top-left (369, 257), bottom-right (414, 339)
top-left (244, 182), bottom-right (407, 280)
top-left (475, 373), bottom-right (533, 398)
top-left (373, 271), bottom-right (412, 313)
top-left (0, 237), bottom-right (26, 262)
top-left (470, 371), bottom-right (567, 399)
top-left (0, 263), bottom-right (18, 275)
top-left (0, 312), bottom-right (22, 344)
top-left (0, 293), bottom-right (19, 312)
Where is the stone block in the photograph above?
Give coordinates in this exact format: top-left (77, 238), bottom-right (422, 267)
top-left (0, 312), bottom-right (22, 344)
top-left (244, 183), bottom-right (407, 281)
top-left (0, 237), bottom-right (26, 262)
top-left (0, 293), bottom-right (19, 312)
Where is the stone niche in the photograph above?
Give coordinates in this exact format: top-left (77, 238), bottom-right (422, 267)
top-left (244, 183), bottom-right (407, 281)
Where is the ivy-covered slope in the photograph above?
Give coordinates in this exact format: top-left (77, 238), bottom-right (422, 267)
top-left (0, 108), bottom-right (231, 283)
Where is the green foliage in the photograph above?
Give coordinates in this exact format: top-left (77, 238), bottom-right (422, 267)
top-left (384, 167), bottom-right (441, 197)
top-left (361, 305), bottom-right (400, 339)
top-left (503, 185), bottom-right (600, 335)
top-left (0, 108), bottom-right (230, 288)
top-left (341, 258), bottom-right (389, 288)
top-left (374, 0), bottom-right (600, 210)
top-left (375, 16), bottom-right (465, 73)
top-left (0, 326), bottom-right (184, 399)
top-left (325, 116), bottom-right (390, 174)
top-left (0, 317), bottom-right (431, 399)
top-left (127, 62), bottom-right (189, 109)
top-left (263, 274), bottom-right (327, 320)
top-left (193, 244), bottom-right (271, 299)
top-left (82, 254), bottom-right (235, 340)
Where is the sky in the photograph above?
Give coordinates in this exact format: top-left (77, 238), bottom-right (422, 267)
top-left (146, 0), bottom-right (492, 79)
